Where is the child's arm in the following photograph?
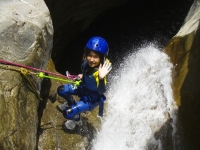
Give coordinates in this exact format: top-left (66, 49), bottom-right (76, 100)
top-left (98, 59), bottom-right (112, 79)
top-left (97, 59), bottom-right (112, 95)
top-left (78, 74), bottom-right (83, 79)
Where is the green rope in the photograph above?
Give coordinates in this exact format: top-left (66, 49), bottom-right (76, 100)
top-left (37, 72), bottom-right (81, 86)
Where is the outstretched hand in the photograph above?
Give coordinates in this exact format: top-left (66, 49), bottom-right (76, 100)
top-left (98, 59), bottom-right (112, 79)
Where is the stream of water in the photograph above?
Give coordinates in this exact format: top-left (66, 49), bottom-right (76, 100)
top-left (92, 43), bottom-right (178, 150)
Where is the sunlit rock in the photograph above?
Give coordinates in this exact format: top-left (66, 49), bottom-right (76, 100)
top-left (0, 0), bottom-right (53, 149)
top-left (164, 0), bottom-right (200, 148)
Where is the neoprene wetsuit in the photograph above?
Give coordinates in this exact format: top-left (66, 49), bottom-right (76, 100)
top-left (57, 60), bottom-right (106, 120)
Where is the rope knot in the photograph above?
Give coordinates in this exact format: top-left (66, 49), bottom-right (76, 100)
top-left (20, 68), bottom-right (29, 75)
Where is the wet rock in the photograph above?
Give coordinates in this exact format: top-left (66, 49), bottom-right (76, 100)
top-left (0, 0), bottom-right (53, 149)
top-left (164, 0), bottom-right (200, 148)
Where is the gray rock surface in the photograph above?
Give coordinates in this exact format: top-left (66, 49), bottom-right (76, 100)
top-left (0, 0), bottom-right (53, 149)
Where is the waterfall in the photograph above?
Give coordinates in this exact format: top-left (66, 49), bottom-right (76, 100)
top-left (92, 43), bottom-right (178, 150)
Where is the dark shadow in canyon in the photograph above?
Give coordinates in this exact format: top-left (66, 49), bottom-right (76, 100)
top-left (178, 24), bottom-right (200, 150)
top-left (53, 0), bottom-right (193, 75)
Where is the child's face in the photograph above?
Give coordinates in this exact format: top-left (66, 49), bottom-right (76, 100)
top-left (86, 51), bottom-right (100, 68)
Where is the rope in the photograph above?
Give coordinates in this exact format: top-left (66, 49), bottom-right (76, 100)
top-left (36, 72), bottom-right (81, 86)
top-left (0, 59), bottom-right (77, 80)
top-left (0, 63), bottom-right (81, 101)
top-left (0, 65), bottom-right (42, 100)
top-left (0, 59), bottom-right (81, 85)
top-left (20, 68), bottom-right (43, 100)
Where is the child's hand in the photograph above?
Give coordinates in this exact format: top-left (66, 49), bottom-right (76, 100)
top-left (98, 59), bottom-right (112, 79)
top-left (78, 74), bottom-right (83, 79)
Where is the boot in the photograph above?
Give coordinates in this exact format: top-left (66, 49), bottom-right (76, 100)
top-left (64, 115), bottom-right (82, 130)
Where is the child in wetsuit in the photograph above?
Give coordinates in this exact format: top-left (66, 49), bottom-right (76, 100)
top-left (57, 36), bottom-right (112, 130)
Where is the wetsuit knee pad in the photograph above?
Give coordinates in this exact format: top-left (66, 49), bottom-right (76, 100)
top-left (57, 84), bottom-right (76, 96)
top-left (63, 101), bottom-right (90, 120)
top-left (57, 85), bottom-right (65, 96)
top-left (57, 85), bottom-right (64, 91)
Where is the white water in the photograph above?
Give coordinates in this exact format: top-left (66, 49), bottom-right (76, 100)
top-left (92, 44), bottom-right (178, 150)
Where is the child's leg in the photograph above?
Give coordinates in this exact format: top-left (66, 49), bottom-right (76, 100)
top-left (57, 84), bottom-right (77, 105)
top-left (63, 97), bottom-right (90, 120)
top-left (63, 93), bottom-right (104, 119)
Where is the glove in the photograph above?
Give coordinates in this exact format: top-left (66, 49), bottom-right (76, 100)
top-left (98, 59), bottom-right (112, 79)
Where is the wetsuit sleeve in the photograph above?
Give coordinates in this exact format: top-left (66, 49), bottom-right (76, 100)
top-left (97, 79), bottom-right (106, 95)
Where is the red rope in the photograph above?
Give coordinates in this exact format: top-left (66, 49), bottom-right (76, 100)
top-left (0, 59), bottom-right (77, 80)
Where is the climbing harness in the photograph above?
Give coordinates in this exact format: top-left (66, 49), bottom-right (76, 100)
top-left (0, 60), bottom-right (81, 100)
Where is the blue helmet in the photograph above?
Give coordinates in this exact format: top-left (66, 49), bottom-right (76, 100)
top-left (86, 36), bottom-right (109, 55)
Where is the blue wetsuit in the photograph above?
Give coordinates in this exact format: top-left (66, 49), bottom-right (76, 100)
top-left (57, 61), bottom-right (106, 120)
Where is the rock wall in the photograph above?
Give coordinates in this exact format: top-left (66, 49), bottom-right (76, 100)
top-left (0, 0), bottom-right (53, 149)
top-left (164, 0), bottom-right (200, 148)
